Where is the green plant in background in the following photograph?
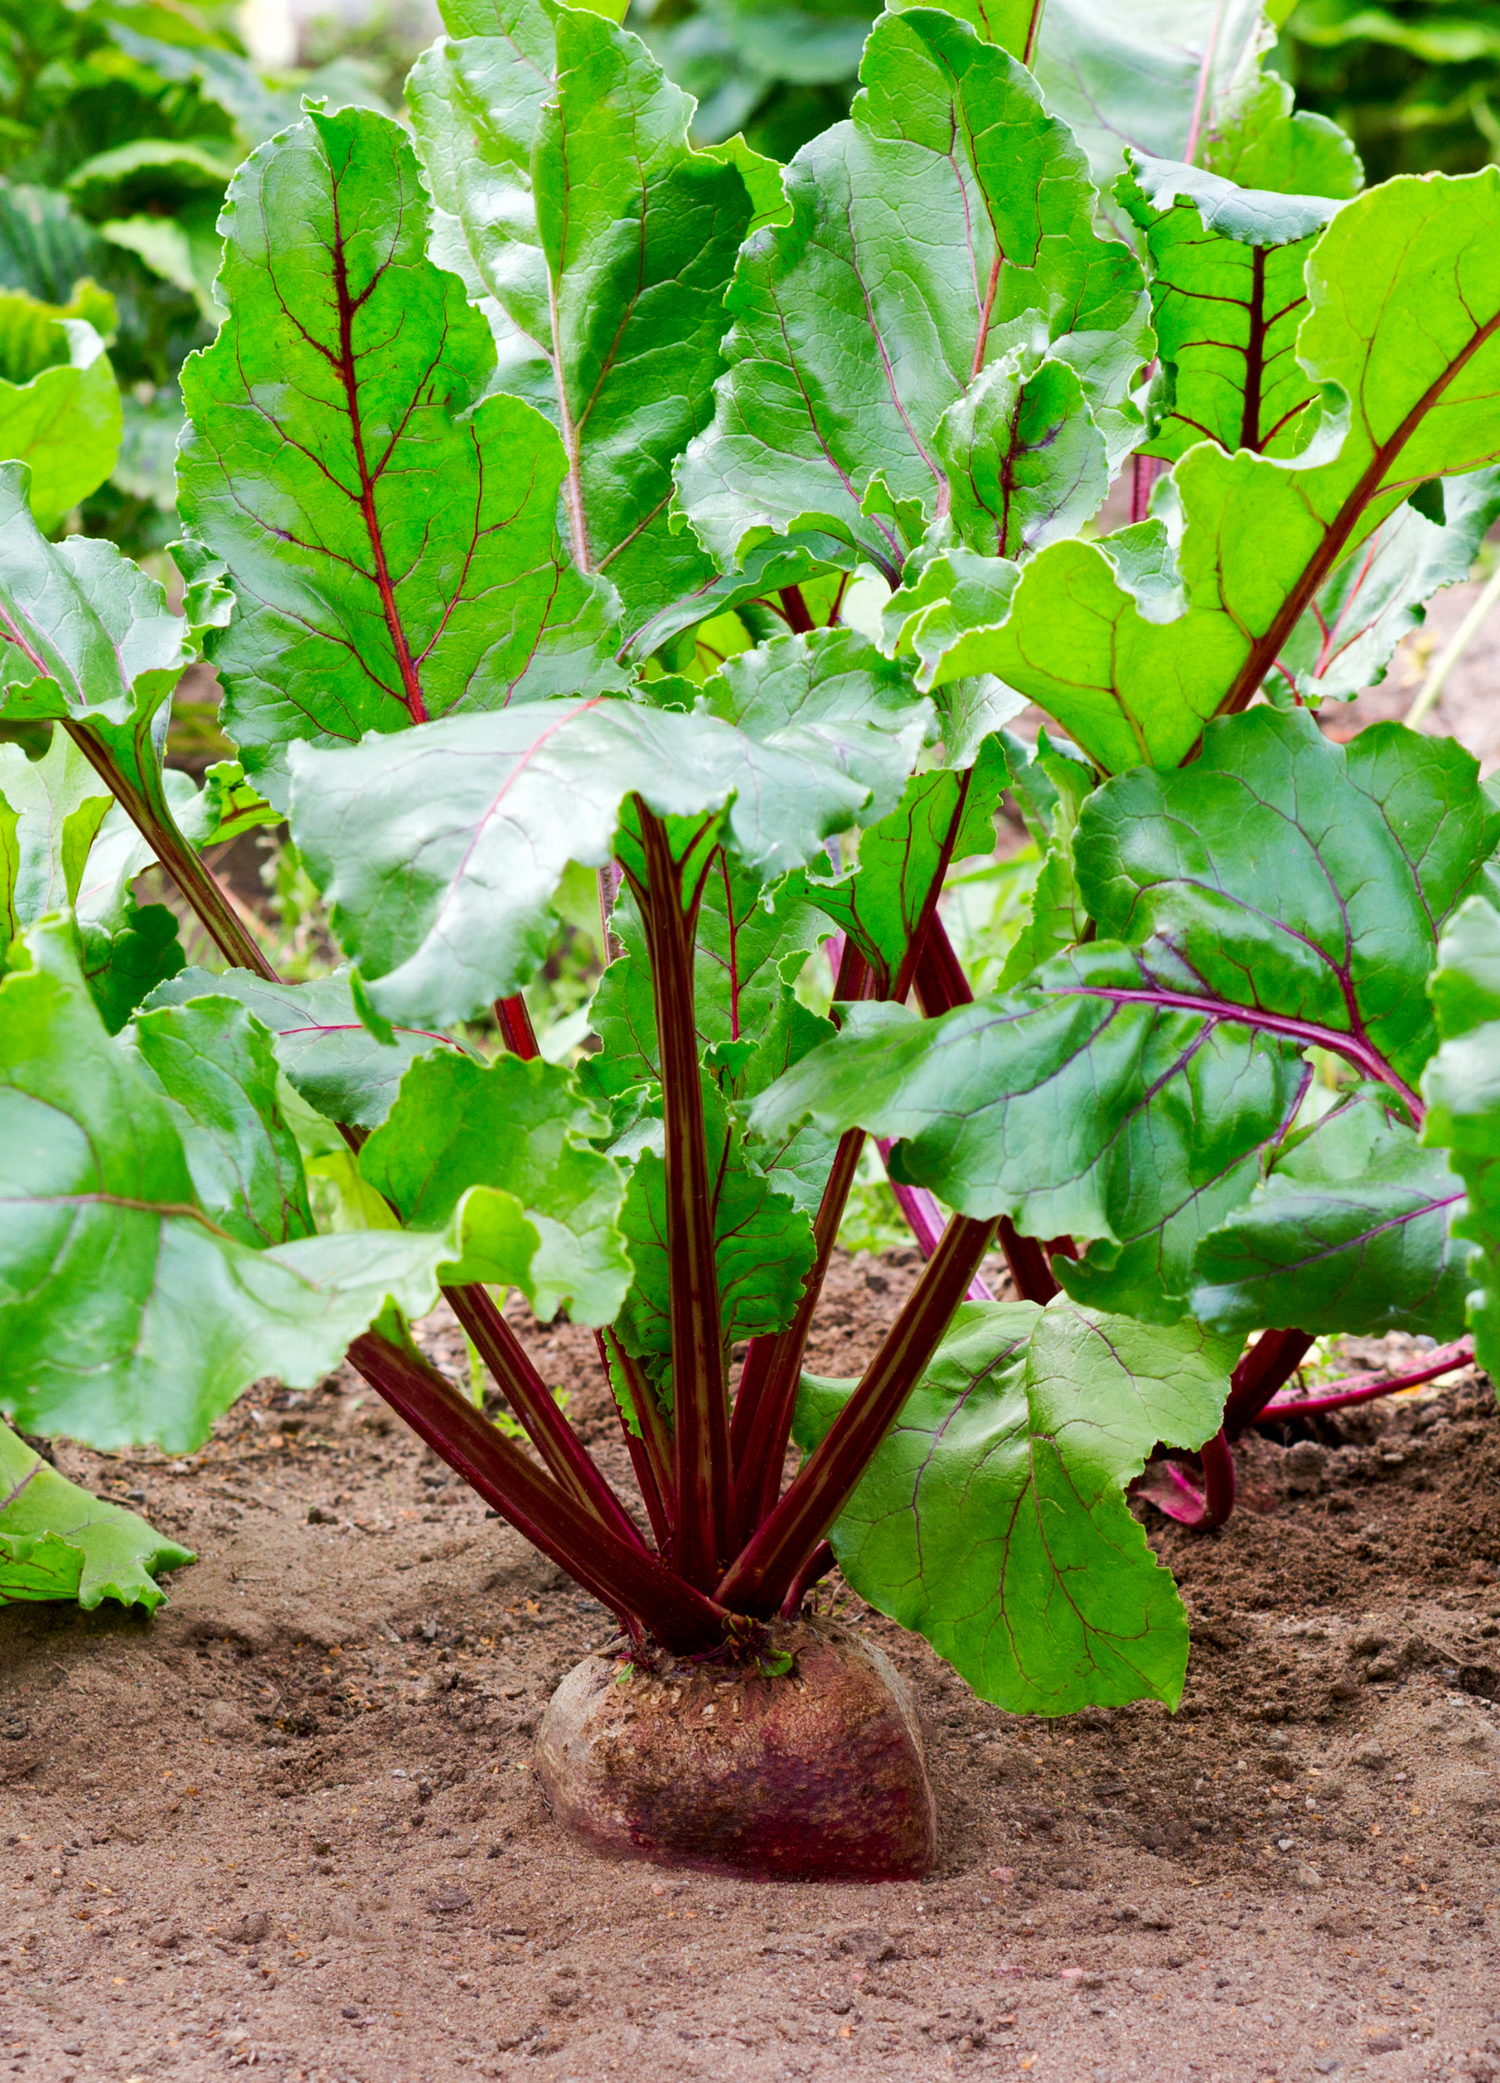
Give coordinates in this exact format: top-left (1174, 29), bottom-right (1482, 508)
top-left (1278, 0), bottom-right (1500, 181)
top-left (0, 0), bottom-right (388, 559)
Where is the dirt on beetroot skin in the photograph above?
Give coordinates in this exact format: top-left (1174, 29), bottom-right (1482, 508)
top-left (3, 1244), bottom-right (1500, 2083)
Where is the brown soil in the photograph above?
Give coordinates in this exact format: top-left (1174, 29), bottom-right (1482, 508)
top-left (4, 1249), bottom-right (1500, 2083)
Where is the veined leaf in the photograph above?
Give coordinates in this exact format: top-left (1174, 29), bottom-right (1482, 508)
top-left (795, 732), bottom-right (1010, 996)
top-left (177, 103), bottom-right (623, 808)
top-left (0, 466), bottom-right (190, 803)
top-left (1076, 711), bottom-right (1497, 1093)
top-left (122, 996), bottom-right (316, 1250)
top-left (289, 638), bottom-right (932, 1031)
top-left (0, 1421), bottom-right (193, 1612)
top-left (795, 1297), bottom-right (1236, 1713)
top-left (358, 1050), bottom-right (631, 1325)
top-left (1192, 1092), bottom-right (1472, 1337)
top-left (958, 170), bottom-right (1500, 770)
top-left (1118, 151), bottom-right (1341, 465)
top-left (996, 729), bottom-right (1091, 989)
top-left (754, 710), bottom-right (1491, 1316)
top-left (676, 6), bottom-right (1148, 580)
top-left (1275, 466), bottom-right (1500, 704)
top-left (1033, 0), bottom-right (1270, 196)
top-left (410, 0), bottom-right (753, 634)
top-left (1422, 898), bottom-right (1500, 1381)
top-left (144, 966), bottom-right (462, 1132)
top-left (932, 347), bottom-right (1110, 562)
top-left (0, 922), bottom-right (476, 1453)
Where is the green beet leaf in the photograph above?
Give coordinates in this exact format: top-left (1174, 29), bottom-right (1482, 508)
top-left (1076, 710), bottom-right (1498, 1094)
top-left (1275, 467), bottom-right (1500, 705)
top-left (289, 636), bottom-right (933, 1031)
top-left (0, 731), bottom-right (192, 1031)
top-left (1422, 898), bottom-right (1500, 1381)
top-left (676, 6), bottom-right (1148, 580)
top-left (177, 103), bottom-right (624, 808)
top-left (0, 466), bottom-right (191, 807)
top-left (0, 1422), bottom-right (193, 1612)
top-left (931, 347), bottom-right (1110, 562)
top-left (995, 729), bottom-right (1091, 989)
top-left (0, 291), bottom-right (120, 534)
top-left (970, 169), bottom-right (1500, 771)
top-left (358, 1050), bottom-right (631, 1326)
top-left (796, 732), bottom-right (1010, 996)
top-left (1032, 0), bottom-right (1267, 198)
top-left (409, 0), bottom-right (753, 635)
top-left (1118, 152), bottom-right (1341, 466)
top-left (755, 710), bottom-right (1486, 1316)
top-left (795, 1297), bottom-right (1238, 1713)
top-left (144, 967), bottom-right (460, 1132)
top-left (1192, 1092), bottom-right (1473, 1338)
top-left (0, 920), bottom-right (485, 1453)
top-left (122, 997), bottom-right (316, 1250)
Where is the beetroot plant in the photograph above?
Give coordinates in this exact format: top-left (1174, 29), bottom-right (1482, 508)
top-left (4, 0), bottom-right (1500, 1876)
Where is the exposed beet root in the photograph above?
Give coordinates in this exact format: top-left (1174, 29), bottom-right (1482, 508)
top-left (534, 1618), bottom-right (936, 1881)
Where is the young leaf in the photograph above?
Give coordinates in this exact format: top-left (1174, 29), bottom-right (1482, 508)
top-left (0, 922), bottom-right (475, 1453)
top-left (0, 467), bottom-right (190, 802)
top-left (177, 103), bottom-right (624, 807)
top-left (1118, 152), bottom-right (1341, 464)
top-left (971, 169), bottom-right (1500, 770)
top-left (0, 733), bottom-right (189, 1031)
top-left (358, 1051), bottom-right (631, 1324)
top-left (1422, 897), bottom-right (1500, 1380)
top-left (289, 652), bottom-right (931, 1031)
top-left (0, 292), bottom-right (121, 532)
top-left (409, 0), bottom-right (753, 632)
top-left (996, 731), bottom-right (1091, 988)
top-left (932, 347), bottom-right (1110, 560)
top-left (794, 1297), bottom-right (1237, 1713)
top-left (676, 6), bottom-right (1148, 579)
top-left (0, 1422), bottom-right (193, 1612)
top-left (614, 1078), bottom-right (815, 1390)
top-left (1191, 1094), bottom-right (1472, 1338)
top-left (144, 967), bottom-right (460, 1132)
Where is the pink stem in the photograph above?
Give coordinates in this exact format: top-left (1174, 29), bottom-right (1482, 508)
top-left (1260, 1338), bottom-right (1474, 1420)
top-left (875, 1138), bottom-right (994, 1302)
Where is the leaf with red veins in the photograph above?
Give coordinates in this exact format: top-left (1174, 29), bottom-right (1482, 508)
top-left (178, 102), bottom-right (622, 809)
top-left (1118, 151), bottom-right (1341, 467)
top-left (410, 0), bottom-right (754, 636)
top-left (752, 709), bottom-right (1498, 1323)
top-left (1275, 464), bottom-right (1500, 704)
top-left (676, 7), bottom-right (1147, 578)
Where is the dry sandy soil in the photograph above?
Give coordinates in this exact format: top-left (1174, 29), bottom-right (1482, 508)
top-left (3, 1247), bottom-right (1500, 2083)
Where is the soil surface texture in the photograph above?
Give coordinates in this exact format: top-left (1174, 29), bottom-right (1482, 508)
top-left (3, 1248), bottom-right (1500, 2083)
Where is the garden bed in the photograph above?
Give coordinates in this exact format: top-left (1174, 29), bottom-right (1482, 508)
top-left (3, 1248), bottom-right (1498, 2083)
